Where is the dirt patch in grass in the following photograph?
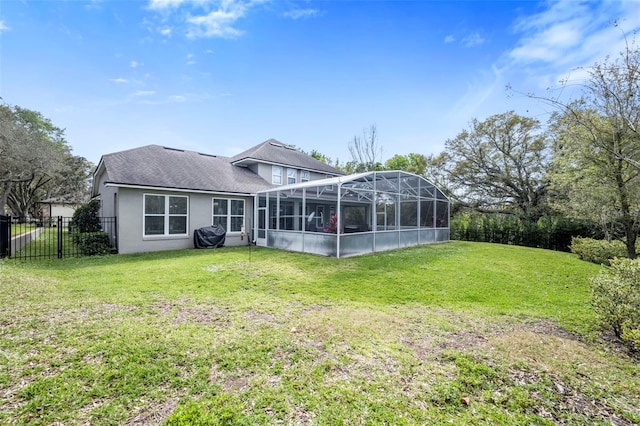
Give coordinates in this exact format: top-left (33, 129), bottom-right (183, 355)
top-left (148, 300), bottom-right (230, 326)
top-left (173, 305), bottom-right (229, 325)
top-left (209, 364), bottom-right (250, 392)
top-left (126, 397), bottom-right (180, 426)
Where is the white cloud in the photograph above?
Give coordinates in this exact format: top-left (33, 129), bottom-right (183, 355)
top-left (169, 95), bottom-right (187, 102)
top-left (446, 0), bottom-right (640, 128)
top-left (147, 0), bottom-right (266, 39)
top-left (109, 78), bottom-right (129, 84)
top-left (284, 8), bottom-right (319, 20)
top-left (461, 32), bottom-right (485, 48)
top-left (187, 6), bottom-right (247, 39)
top-left (148, 0), bottom-right (189, 10)
top-left (132, 90), bottom-right (156, 97)
top-left (130, 60), bottom-right (142, 68)
top-left (444, 35), bottom-right (455, 44)
top-left (509, 1), bottom-right (639, 66)
top-left (0, 20), bottom-right (9, 33)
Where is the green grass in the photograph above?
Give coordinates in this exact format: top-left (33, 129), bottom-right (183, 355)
top-left (1, 241), bottom-right (638, 425)
top-left (10, 223), bottom-right (36, 237)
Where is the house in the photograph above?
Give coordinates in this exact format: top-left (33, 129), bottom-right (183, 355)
top-left (92, 139), bottom-right (449, 257)
top-left (40, 198), bottom-right (79, 219)
top-left (91, 139), bottom-right (344, 254)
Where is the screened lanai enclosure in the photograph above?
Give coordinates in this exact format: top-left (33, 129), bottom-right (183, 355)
top-left (254, 170), bottom-right (449, 258)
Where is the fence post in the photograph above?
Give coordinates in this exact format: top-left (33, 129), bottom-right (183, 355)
top-left (0, 215), bottom-right (9, 259)
top-left (57, 216), bottom-right (63, 259)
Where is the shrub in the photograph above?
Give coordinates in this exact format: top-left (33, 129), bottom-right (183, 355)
top-left (69, 200), bottom-right (115, 256)
top-left (77, 232), bottom-right (116, 256)
top-left (591, 258), bottom-right (640, 350)
top-left (570, 237), bottom-right (629, 265)
top-left (450, 211), bottom-right (595, 252)
top-left (69, 200), bottom-right (102, 235)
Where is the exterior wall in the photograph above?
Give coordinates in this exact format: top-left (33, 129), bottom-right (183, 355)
top-left (96, 170), bottom-right (117, 217)
top-left (41, 204), bottom-right (76, 218)
top-left (116, 187), bottom-right (253, 254)
top-left (256, 163), bottom-right (339, 186)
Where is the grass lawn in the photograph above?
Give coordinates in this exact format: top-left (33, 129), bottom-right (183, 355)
top-left (10, 224), bottom-right (36, 238)
top-left (1, 241), bottom-right (638, 425)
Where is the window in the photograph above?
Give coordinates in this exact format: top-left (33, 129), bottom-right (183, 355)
top-left (325, 175), bottom-right (334, 191)
top-left (213, 198), bottom-right (245, 232)
top-left (272, 166), bottom-right (282, 185)
top-left (287, 168), bottom-right (297, 184)
top-left (301, 170), bottom-right (310, 182)
top-left (144, 194), bottom-right (188, 236)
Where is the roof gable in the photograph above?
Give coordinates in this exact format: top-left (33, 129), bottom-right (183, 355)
top-left (230, 139), bottom-right (344, 175)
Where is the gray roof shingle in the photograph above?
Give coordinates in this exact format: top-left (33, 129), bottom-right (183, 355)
top-left (101, 145), bottom-right (273, 194)
top-left (231, 139), bottom-right (344, 175)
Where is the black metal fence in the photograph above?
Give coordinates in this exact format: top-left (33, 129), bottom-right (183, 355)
top-left (0, 215), bottom-right (9, 258)
top-left (0, 215), bottom-right (117, 260)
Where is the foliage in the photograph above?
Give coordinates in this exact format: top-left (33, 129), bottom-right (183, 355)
top-left (529, 35), bottom-right (640, 259)
top-left (451, 211), bottom-right (594, 252)
top-left (591, 258), bottom-right (640, 350)
top-left (442, 111), bottom-right (550, 220)
top-left (69, 200), bottom-right (114, 256)
top-left (384, 152), bottom-right (428, 175)
top-left (0, 102), bottom-right (92, 218)
top-left (3, 243), bottom-right (638, 425)
top-left (76, 232), bottom-right (117, 256)
top-left (570, 237), bottom-right (630, 266)
top-left (548, 109), bottom-right (640, 259)
top-left (70, 200), bottom-right (102, 234)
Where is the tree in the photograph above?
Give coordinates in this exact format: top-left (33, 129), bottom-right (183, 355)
top-left (309, 149), bottom-right (330, 164)
top-left (442, 111), bottom-right (549, 220)
top-left (0, 103), bottom-right (88, 219)
top-left (7, 154), bottom-right (93, 219)
top-left (548, 110), bottom-right (640, 258)
top-left (528, 34), bottom-right (640, 170)
top-left (384, 153), bottom-right (428, 175)
top-left (345, 124), bottom-right (384, 173)
top-left (526, 34), bottom-right (640, 258)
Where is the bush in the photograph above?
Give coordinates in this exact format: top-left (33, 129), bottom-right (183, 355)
top-left (570, 237), bottom-right (629, 265)
top-left (69, 200), bottom-right (115, 256)
top-left (591, 258), bottom-right (640, 351)
top-left (77, 232), bottom-right (116, 256)
top-left (450, 211), bottom-right (595, 252)
top-left (70, 200), bottom-right (102, 235)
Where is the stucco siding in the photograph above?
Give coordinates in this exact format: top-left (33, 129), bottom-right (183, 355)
top-left (116, 187), bottom-right (253, 254)
top-left (44, 204), bottom-right (77, 217)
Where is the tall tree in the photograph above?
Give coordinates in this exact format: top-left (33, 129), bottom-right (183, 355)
top-left (443, 111), bottom-right (549, 220)
top-left (530, 35), bottom-right (640, 170)
top-left (549, 110), bottom-right (640, 258)
top-left (0, 103), bottom-right (87, 219)
top-left (527, 34), bottom-right (640, 257)
top-left (345, 124), bottom-right (384, 173)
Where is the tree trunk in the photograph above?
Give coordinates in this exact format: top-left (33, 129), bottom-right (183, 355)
top-left (615, 157), bottom-right (637, 259)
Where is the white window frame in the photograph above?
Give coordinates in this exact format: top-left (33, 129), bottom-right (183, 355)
top-left (272, 166), bottom-right (283, 185)
top-left (287, 168), bottom-right (297, 185)
top-left (143, 193), bottom-right (189, 237)
top-left (212, 198), bottom-right (245, 233)
top-left (301, 170), bottom-right (310, 182)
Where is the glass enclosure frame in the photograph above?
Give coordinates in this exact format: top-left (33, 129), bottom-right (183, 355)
top-left (254, 170), bottom-right (449, 258)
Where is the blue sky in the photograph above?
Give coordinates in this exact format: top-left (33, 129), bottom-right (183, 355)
top-left (1, 0), bottom-right (639, 166)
